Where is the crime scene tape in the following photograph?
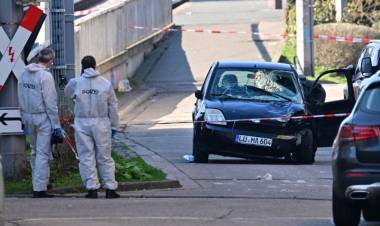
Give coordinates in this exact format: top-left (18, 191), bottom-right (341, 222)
top-left (62, 130), bottom-right (79, 160)
top-left (126, 24), bottom-right (380, 44)
top-left (72, 6), bottom-right (379, 44)
top-left (59, 117), bottom-right (80, 160)
top-left (128, 112), bottom-right (350, 126)
top-left (74, 8), bottom-right (99, 17)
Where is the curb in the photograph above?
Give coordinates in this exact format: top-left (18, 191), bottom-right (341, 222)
top-left (51, 180), bottom-right (181, 194)
top-left (6, 180), bottom-right (181, 197)
top-left (122, 136), bottom-right (200, 189)
top-left (118, 88), bottom-right (157, 120)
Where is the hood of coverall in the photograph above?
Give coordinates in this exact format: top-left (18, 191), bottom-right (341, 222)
top-left (82, 68), bottom-right (100, 78)
top-left (25, 63), bottom-right (47, 73)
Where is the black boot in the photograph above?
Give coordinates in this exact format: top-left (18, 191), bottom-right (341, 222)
top-left (33, 191), bottom-right (55, 198)
top-left (105, 189), bottom-right (120, 199)
top-left (85, 189), bottom-right (98, 199)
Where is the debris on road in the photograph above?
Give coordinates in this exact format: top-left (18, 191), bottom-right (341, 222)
top-left (118, 78), bottom-right (133, 92)
top-left (256, 173), bottom-right (273, 181)
top-left (183, 154), bottom-right (194, 162)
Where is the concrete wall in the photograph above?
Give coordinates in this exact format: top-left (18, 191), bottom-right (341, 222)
top-left (74, 0), bottom-right (172, 87)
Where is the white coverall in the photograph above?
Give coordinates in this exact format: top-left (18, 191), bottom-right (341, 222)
top-left (17, 63), bottom-right (61, 192)
top-left (64, 68), bottom-right (119, 190)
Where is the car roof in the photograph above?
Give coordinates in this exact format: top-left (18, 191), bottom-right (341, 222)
top-left (216, 61), bottom-right (294, 71)
top-left (367, 41), bottom-right (380, 48)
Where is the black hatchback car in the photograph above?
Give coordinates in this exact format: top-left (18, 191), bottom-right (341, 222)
top-left (192, 61), bottom-right (356, 164)
top-left (332, 58), bottom-right (380, 226)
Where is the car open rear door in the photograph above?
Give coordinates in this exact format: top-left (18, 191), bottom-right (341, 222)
top-left (313, 68), bottom-right (356, 147)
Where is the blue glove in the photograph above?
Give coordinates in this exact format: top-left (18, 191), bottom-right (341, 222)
top-left (54, 128), bottom-right (63, 140)
top-left (112, 129), bottom-right (117, 138)
top-left (23, 126), bottom-right (28, 136)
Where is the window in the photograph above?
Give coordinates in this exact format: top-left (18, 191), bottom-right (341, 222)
top-left (360, 85), bottom-right (380, 112)
top-left (366, 47), bottom-right (374, 57)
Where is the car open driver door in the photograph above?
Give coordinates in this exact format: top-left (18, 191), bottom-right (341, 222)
top-left (311, 67), bottom-right (356, 147)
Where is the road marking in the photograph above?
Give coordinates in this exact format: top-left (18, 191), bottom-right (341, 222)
top-left (12, 216), bottom-right (334, 223)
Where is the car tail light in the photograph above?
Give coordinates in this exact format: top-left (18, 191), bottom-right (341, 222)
top-left (339, 124), bottom-right (380, 141)
top-left (345, 172), bottom-right (369, 178)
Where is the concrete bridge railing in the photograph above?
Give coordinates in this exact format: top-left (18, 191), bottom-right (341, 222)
top-left (74, 0), bottom-right (173, 88)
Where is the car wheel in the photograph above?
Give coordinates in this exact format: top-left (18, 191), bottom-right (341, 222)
top-left (333, 191), bottom-right (361, 226)
top-left (192, 130), bottom-right (209, 163)
top-left (296, 129), bottom-right (315, 164)
top-left (363, 207), bottom-right (380, 221)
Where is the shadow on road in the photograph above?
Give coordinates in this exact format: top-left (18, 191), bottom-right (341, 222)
top-left (251, 23), bottom-right (272, 62)
top-left (126, 25), bottom-right (198, 125)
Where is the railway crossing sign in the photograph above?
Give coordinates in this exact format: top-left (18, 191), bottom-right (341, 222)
top-left (0, 108), bottom-right (23, 135)
top-left (0, 5), bottom-right (44, 92)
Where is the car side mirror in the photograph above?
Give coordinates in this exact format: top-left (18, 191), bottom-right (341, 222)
top-left (345, 64), bottom-right (354, 71)
top-left (361, 57), bottom-right (373, 75)
top-left (195, 90), bottom-right (203, 99)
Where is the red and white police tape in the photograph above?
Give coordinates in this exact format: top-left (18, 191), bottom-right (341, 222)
top-left (72, 6), bottom-right (379, 44)
top-left (128, 112), bottom-right (350, 126)
top-left (74, 8), bottom-right (99, 17)
top-left (126, 24), bottom-right (379, 44)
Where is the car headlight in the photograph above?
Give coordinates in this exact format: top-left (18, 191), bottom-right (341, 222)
top-left (205, 108), bottom-right (227, 125)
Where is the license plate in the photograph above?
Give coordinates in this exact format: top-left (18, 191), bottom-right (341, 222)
top-left (235, 135), bottom-right (272, 147)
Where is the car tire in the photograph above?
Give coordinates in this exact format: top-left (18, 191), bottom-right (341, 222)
top-left (296, 129), bottom-right (315, 164)
top-left (192, 130), bottom-right (209, 163)
top-left (363, 207), bottom-right (380, 221)
top-left (332, 191), bottom-right (361, 226)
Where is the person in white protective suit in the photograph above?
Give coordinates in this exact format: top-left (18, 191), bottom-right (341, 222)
top-left (64, 55), bottom-right (120, 199)
top-left (18, 47), bottom-right (63, 198)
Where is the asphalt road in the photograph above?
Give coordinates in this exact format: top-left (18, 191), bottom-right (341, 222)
top-left (5, 1), bottom-right (376, 226)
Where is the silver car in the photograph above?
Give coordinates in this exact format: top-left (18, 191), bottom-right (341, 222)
top-left (344, 41), bottom-right (380, 100)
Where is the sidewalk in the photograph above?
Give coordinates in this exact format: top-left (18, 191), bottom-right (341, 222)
top-left (117, 88), bottom-right (157, 125)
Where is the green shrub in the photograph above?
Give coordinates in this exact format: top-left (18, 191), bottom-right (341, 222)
top-left (372, 21), bottom-right (380, 32)
top-left (285, 0), bottom-right (336, 33)
top-left (285, 0), bottom-right (380, 31)
top-left (313, 1), bottom-right (335, 25)
top-left (343, 0), bottom-right (380, 27)
top-left (285, 5), bottom-right (296, 34)
top-left (314, 23), bottom-right (380, 68)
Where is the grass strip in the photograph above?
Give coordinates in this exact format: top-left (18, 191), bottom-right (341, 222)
top-left (5, 150), bottom-right (166, 194)
top-left (279, 39), bottom-right (346, 84)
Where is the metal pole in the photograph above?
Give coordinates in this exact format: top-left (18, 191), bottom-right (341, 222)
top-left (0, 1), bottom-right (26, 179)
top-left (50, 0), bottom-right (76, 169)
top-left (335, 0), bottom-right (347, 22)
top-left (64, 0), bottom-right (75, 81)
top-left (296, 0), bottom-right (314, 76)
top-left (50, 0), bottom-right (65, 88)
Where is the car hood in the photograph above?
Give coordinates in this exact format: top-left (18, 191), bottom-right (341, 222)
top-left (205, 98), bottom-right (305, 120)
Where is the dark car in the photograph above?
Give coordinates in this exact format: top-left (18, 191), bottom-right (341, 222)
top-left (332, 59), bottom-right (380, 226)
top-left (192, 61), bottom-right (356, 164)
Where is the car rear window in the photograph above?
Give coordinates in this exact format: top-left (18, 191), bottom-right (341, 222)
top-left (359, 85), bottom-right (380, 112)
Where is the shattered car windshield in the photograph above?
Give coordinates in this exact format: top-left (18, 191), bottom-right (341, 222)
top-left (208, 68), bottom-right (302, 103)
